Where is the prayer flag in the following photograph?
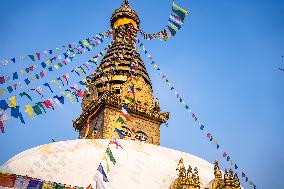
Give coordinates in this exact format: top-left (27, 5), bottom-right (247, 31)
top-left (97, 163), bottom-right (109, 182)
top-left (40, 71), bottom-right (45, 78)
top-left (33, 105), bottom-right (43, 115)
top-left (227, 156), bottom-right (230, 161)
top-left (25, 104), bottom-right (34, 119)
top-left (0, 76), bottom-right (5, 84)
top-left (13, 72), bottom-right (18, 80)
top-left (110, 138), bottom-right (123, 149)
top-left (106, 147), bottom-right (116, 165)
top-left (235, 164), bottom-right (238, 170)
top-left (10, 106), bottom-right (25, 124)
top-left (0, 100), bottom-right (9, 110)
top-left (7, 86), bottom-right (13, 93)
top-left (43, 83), bottom-right (53, 93)
top-left (42, 100), bottom-right (54, 110)
top-left (36, 52), bottom-right (40, 60)
top-left (223, 152), bottom-right (227, 158)
top-left (0, 174), bottom-right (16, 187)
top-left (115, 128), bottom-right (125, 139)
top-left (117, 116), bottom-right (126, 124)
top-left (28, 55), bottom-right (35, 61)
top-left (8, 96), bottom-right (16, 108)
top-left (27, 179), bottom-right (42, 188)
top-left (120, 112), bottom-right (130, 121)
top-left (19, 92), bottom-right (32, 101)
top-left (168, 19), bottom-right (182, 30)
top-left (0, 109), bottom-right (9, 124)
top-left (24, 78), bottom-right (31, 85)
top-left (172, 2), bottom-right (189, 21)
top-left (54, 95), bottom-right (64, 105)
top-left (0, 121), bottom-right (4, 133)
top-left (11, 58), bottom-right (16, 63)
top-left (167, 25), bottom-right (177, 36)
top-left (94, 174), bottom-right (106, 189)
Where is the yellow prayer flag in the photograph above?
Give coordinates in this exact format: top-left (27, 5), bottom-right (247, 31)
top-left (54, 65), bottom-right (59, 70)
top-left (25, 104), bottom-right (33, 119)
top-left (92, 57), bottom-right (98, 62)
top-left (46, 60), bottom-right (51, 66)
top-left (66, 94), bottom-right (74, 104)
top-left (8, 96), bottom-right (17, 108)
top-left (82, 40), bottom-right (88, 46)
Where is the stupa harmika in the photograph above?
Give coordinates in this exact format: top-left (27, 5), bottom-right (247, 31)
top-left (1, 1), bottom-right (242, 189)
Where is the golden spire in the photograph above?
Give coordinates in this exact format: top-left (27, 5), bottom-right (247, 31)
top-left (123, 0), bottom-right (129, 6)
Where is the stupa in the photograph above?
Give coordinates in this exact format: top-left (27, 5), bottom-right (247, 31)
top-left (0, 1), bottom-right (242, 189)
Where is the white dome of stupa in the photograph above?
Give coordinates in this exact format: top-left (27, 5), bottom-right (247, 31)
top-left (0, 139), bottom-right (216, 189)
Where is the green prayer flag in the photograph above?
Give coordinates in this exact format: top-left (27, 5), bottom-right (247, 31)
top-left (106, 147), bottom-right (116, 165)
top-left (7, 86), bottom-right (13, 93)
top-left (117, 116), bottom-right (125, 124)
top-left (172, 2), bottom-right (189, 21)
top-left (19, 92), bottom-right (32, 101)
top-left (37, 102), bottom-right (46, 113)
top-left (28, 55), bottom-right (35, 61)
top-left (33, 105), bottom-right (43, 115)
top-left (167, 25), bottom-right (177, 36)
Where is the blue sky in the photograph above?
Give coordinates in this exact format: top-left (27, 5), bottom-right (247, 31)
top-left (0, 0), bottom-right (284, 188)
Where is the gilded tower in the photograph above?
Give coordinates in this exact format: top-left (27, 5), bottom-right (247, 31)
top-left (72, 0), bottom-right (169, 145)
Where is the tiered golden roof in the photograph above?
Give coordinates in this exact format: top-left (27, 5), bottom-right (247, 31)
top-left (110, 0), bottom-right (140, 28)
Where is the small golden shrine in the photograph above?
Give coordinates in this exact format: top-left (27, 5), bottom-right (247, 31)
top-left (210, 160), bottom-right (241, 189)
top-left (171, 158), bottom-right (201, 189)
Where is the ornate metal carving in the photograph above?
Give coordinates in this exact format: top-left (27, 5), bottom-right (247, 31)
top-left (211, 160), bottom-right (241, 189)
top-left (171, 158), bottom-right (200, 189)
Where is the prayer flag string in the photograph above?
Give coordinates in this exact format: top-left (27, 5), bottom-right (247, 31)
top-left (138, 41), bottom-right (257, 189)
top-left (139, 1), bottom-right (189, 41)
top-left (0, 31), bottom-right (113, 95)
top-left (0, 30), bottom-right (112, 69)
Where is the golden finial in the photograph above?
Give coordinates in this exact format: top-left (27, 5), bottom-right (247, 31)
top-left (214, 160), bottom-right (222, 179)
top-left (224, 169), bottom-right (231, 187)
top-left (234, 173), bottom-right (241, 189)
top-left (122, 0), bottom-right (129, 6)
top-left (193, 167), bottom-right (201, 188)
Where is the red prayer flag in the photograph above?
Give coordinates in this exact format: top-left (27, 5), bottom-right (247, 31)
top-left (120, 112), bottom-right (130, 121)
top-left (110, 139), bottom-right (123, 149)
top-left (0, 121), bottom-right (4, 133)
top-left (36, 52), bottom-right (40, 60)
top-left (86, 184), bottom-right (92, 189)
top-left (77, 89), bottom-right (83, 97)
top-left (0, 174), bottom-right (16, 187)
top-left (40, 71), bottom-right (45, 78)
top-left (42, 100), bottom-right (54, 110)
top-left (223, 152), bottom-right (227, 158)
top-left (207, 133), bottom-right (211, 138)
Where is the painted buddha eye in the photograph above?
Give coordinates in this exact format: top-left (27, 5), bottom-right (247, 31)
top-left (121, 126), bottom-right (132, 137)
top-left (134, 131), bottom-right (149, 142)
